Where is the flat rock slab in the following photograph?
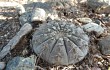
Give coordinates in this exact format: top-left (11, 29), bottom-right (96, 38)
top-left (0, 23), bottom-right (32, 60)
top-left (98, 36), bottom-right (110, 55)
top-left (6, 55), bottom-right (36, 70)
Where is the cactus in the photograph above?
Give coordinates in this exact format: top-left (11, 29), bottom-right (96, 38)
top-left (32, 20), bottom-right (89, 65)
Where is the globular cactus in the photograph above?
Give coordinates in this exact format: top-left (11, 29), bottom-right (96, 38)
top-left (32, 20), bottom-right (89, 65)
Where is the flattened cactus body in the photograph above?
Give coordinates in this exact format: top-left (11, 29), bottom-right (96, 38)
top-left (32, 20), bottom-right (89, 65)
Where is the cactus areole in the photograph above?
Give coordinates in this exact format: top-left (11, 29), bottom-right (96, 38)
top-left (32, 20), bottom-right (89, 65)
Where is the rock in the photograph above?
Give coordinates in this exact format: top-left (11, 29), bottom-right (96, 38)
top-left (19, 12), bottom-right (31, 25)
top-left (108, 67), bottom-right (110, 70)
top-left (22, 1), bottom-right (83, 25)
top-left (0, 2), bottom-right (25, 15)
top-left (79, 0), bottom-right (87, 3)
top-left (33, 2), bottom-right (59, 20)
top-left (31, 8), bottom-right (46, 22)
top-left (87, 0), bottom-right (110, 10)
top-left (23, 0), bottom-right (86, 6)
top-left (6, 55), bottom-right (36, 70)
top-left (23, 2), bottom-right (50, 12)
top-left (20, 2), bottom-right (59, 25)
top-left (32, 20), bottom-right (89, 65)
top-left (98, 36), bottom-right (110, 55)
top-left (38, 0), bottom-right (80, 7)
top-left (101, 17), bottom-right (110, 26)
top-left (94, 19), bottom-right (102, 25)
top-left (0, 62), bottom-right (5, 70)
top-left (0, 23), bottom-right (32, 60)
top-left (22, 48), bottom-right (29, 56)
top-left (20, 2), bottom-right (49, 26)
top-left (96, 5), bottom-right (110, 14)
top-left (47, 10), bottom-right (59, 20)
top-left (77, 17), bottom-right (92, 24)
top-left (91, 67), bottom-right (101, 70)
top-left (82, 22), bottom-right (104, 35)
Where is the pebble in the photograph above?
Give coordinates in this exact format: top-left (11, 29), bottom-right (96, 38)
top-left (0, 62), bottom-right (5, 70)
top-left (6, 55), bottom-right (36, 70)
top-left (77, 17), bottom-right (92, 24)
top-left (31, 8), bottom-right (46, 22)
top-left (82, 22), bottom-right (104, 35)
top-left (19, 12), bottom-right (31, 25)
top-left (98, 62), bottom-right (103, 67)
top-left (91, 67), bottom-right (101, 70)
top-left (87, 0), bottom-right (110, 10)
top-left (94, 19), bottom-right (102, 25)
top-left (102, 17), bottom-right (110, 22)
top-left (98, 36), bottom-right (110, 55)
top-left (96, 5), bottom-right (110, 14)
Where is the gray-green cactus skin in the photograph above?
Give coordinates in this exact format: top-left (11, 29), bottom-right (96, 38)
top-left (32, 20), bottom-right (89, 65)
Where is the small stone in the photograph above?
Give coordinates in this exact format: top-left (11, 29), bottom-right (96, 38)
top-left (96, 5), bottom-right (110, 14)
top-left (77, 17), bottom-right (92, 24)
top-left (0, 2), bottom-right (25, 15)
top-left (98, 36), bottom-right (110, 55)
top-left (31, 8), bottom-right (46, 22)
top-left (47, 11), bottom-right (59, 20)
top-left (22, 48), bottom-right (29, 56)
top-left (101, 17), bottom-right (110, 26)
top-left (19, 12), bottom-right (31, 26)
top-left (0, 62), bottom-right (5, 70)
top-left (94, 19), bottom-right (102, 25)
top-left (6, 55), bottom-right (36, 70)
top-left (47, 0), bottom-right (78, 7)
top-left (91, 67), bottom-right (101, 70)
top-left (82, 22), bottom-right (104, 35)
top-left (93, 54), bottom-right (103, 60)
top-left (108, 67), bottom-right (110, 70)
top-left (87, 0), bottom-right (110, 10)
top-left (98, 62), bottom-right (103, 67)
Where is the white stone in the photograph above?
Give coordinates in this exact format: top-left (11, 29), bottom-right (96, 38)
top-left (82, 22), bottom-right (104, 35)
top-left (77, 17), bottom-right (92, 24)
top-left (0, 62), bottom-right (5, 70)
top-left (96, 5), bottom-right (110, 14)
top-left (31, 8), bottom-right (46, 22)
